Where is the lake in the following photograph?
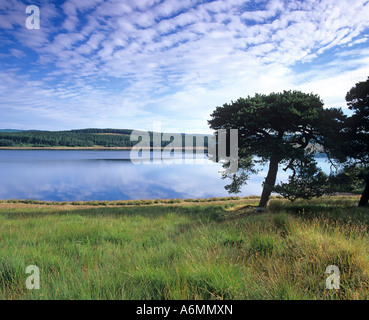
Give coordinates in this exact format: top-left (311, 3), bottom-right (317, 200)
top-left (0, 150), bottom-right (333, 201)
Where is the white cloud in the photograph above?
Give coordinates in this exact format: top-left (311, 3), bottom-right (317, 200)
top-left (0, 0), bottom-right (369, 132)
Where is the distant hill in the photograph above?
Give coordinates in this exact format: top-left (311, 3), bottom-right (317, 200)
top-left (0, 129), bottom-right (27, 132)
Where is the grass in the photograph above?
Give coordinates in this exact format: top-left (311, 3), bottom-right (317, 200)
top-left (0, 196), bottom-right (368, 300)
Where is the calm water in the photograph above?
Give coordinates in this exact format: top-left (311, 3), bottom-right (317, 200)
top-left (0, 150), bottom-right (332, 201)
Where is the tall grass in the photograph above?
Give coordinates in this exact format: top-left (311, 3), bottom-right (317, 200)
top-left (0, 197), bottom-right (368, 300)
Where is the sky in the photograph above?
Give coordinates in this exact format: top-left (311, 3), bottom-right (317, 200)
top-left (0, 0), bottom-right (369, 133)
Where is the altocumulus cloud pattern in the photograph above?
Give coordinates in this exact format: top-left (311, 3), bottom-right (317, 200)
top-left (0, 0), bottom-right (369, 132)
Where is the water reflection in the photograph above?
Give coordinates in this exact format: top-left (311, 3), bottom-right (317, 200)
top-left (0, 150), bottom-right (332, 201)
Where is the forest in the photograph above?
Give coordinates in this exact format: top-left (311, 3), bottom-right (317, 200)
top-left (0, 128), bottom-right (208, 148)
top-left (0, 129), bottom-right (133, 147)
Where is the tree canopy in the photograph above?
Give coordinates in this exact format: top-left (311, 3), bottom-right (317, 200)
top-left (342, 77), bottom-right (369, 206)
top-left (208, 90), bottom-right (344, 208)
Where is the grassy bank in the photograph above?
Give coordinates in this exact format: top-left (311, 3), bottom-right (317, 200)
top-left (0, 196), bottom-right (368, 300)
top-left (0, 196), bottom-right (258, 208)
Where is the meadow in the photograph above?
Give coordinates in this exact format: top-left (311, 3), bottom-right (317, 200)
top-left (0, 196), bottom-right (368, 300)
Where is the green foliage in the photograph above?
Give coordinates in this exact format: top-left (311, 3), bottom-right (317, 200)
top-left (345, 76), bottom-right (369, 162)
top-left (328, 164), bottom-right (368, 194)
top-left (273, 156), bottom-right (331, 201)
top-left (208, 90), bottom-right (343, 206)
top-left (0, 139), bottom-right (15, 146)
top-left (274, 160), bottom-right (368, 202)
top-left (338, 77), bottom-right (369, 207)
top-left (0, 130), bottom-right (135, 148)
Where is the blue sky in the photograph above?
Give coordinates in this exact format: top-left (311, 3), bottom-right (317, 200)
top-left (0, 0), bottom-right (369, 133)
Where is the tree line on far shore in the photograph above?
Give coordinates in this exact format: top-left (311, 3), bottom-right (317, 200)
top-left (0, 129), bottom-right (135, 148)
top-left (0, 129), bottom-right (208, 148)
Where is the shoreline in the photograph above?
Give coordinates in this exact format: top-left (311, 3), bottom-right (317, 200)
top-left (0, 196), bottom-right (261, 210)
top-left (0, 195), bottom-right (360, 210)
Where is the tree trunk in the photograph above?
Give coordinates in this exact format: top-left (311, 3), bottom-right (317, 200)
top-left (358, 181), bottom-right (369, 207)
top-left (258, 154), bottom-right (281, 208)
